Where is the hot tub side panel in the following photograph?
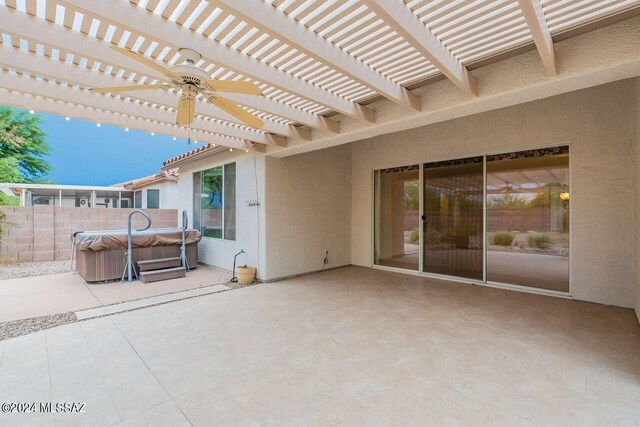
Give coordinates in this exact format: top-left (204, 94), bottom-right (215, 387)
top-left (76, 243), bottom-right (198, 282)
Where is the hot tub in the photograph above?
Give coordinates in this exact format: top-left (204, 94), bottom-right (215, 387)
top-left (74, 228), bottom-right (202, 283)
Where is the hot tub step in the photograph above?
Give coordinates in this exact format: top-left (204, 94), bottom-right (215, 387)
top-left (139, 266), bottom-right (186, 283)
top-left (137, 257), bottom-right (181, 272)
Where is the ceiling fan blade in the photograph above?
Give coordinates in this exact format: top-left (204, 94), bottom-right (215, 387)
top-left (111, 46), bottom-right (177, 78)
top-left (89, 84), bottom-right (169, 94)
top-left (205, 80), bottom-right (263, 95)
top-left (176, 97), bottom-right (195, 126)
top-left (210, 97), bottom-right (264, 128)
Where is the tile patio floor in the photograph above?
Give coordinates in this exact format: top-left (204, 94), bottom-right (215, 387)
top-left (1, 266), bottom-right (639, 426)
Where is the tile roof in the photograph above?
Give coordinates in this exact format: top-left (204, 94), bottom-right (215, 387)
top-left (162, 144), bottom-right (228, 169)
top-left (115, 169), bottom-right (179, 189)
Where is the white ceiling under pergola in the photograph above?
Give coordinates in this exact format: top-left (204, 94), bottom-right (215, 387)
top-left (0, 0), bottom-right (638, 155)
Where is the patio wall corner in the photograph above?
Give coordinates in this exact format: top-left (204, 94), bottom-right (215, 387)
top-left (262, 144), bottom-right (352, 280)
top-left (634, 76), bottom-right (640, 325)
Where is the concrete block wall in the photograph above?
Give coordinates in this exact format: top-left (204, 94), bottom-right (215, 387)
top-left (0, 206), bottom-right (178, 262)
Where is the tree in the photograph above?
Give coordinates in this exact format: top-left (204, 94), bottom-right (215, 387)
top-left (0, 157), bottom-right (22, 183)
top-left (487, 193), bottom-right (527, 209)
top-left (404, 181), bottom-right (419, 210)
top-left (0, 158), bottom-right (21, 206)
top-left (0, 107), bottom-right (52, 183)
top-left (0, 193), bottom-right (19, 206)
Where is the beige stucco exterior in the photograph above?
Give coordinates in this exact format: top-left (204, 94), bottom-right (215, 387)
top-left (176, 149), bottom-right (267, 278)
top-left (262, 145), bottom-right (352, 280)
top-left (351, 79), bottom-right (636, 308)
top-left (635, 78), bottom-right (640, 322)
top-left (176, 78), bottom-right (640, 315)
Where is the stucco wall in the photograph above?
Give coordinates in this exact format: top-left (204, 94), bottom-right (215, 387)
top-left (352, 80), bottom-right (636, 308)
top-left (635, 77), bottom-right (640, 322)
top-left (175, 150), bottom-right (266, 278)
top-left (262, 145), bottom-right (352, 280)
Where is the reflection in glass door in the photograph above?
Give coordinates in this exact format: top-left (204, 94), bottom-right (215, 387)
top-left (374, 166), bottom-right (420, 271)
top-left (486, 146), bottom-right (570, 292)
top-left (372, 146), bottom-right (570, 294)
top-left (423, 157), bottom-right (484, 280)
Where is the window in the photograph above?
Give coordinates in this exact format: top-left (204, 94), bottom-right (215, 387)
top-left (134, 191), bottom-right (142, 209)
top-left (193, 171), bottom-right (201, 232)
top-left (147, 189), bottom-right (160, 209)
top-left (373, 165), bottom-right (420, 271)
top-left (120, 191), bottom-right (133, 209)
top-left (486, 146), bottom-right (569, 292)
top-left (224, 163), bottom-right (236, 240)
top-left (423, 157), bottom-right (484, 280)
top-left (194, 163), bottom-right (236, 240)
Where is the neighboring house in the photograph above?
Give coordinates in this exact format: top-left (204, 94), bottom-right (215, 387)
top-left (112, 169), bottom-right (179, 210)
top-left (0, 169), bottom-right (179, 209)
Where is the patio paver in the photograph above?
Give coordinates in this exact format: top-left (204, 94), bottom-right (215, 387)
top-left (0, 265), bottom-right (231, 322)
top-left (75, 283), bottom-right (230, 320)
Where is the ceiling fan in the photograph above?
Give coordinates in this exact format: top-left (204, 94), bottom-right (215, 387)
top-left (89, 46), bottom-right (265, 129)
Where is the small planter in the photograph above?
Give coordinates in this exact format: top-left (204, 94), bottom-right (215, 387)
top-left (236, 266), bottom-right (256, 285)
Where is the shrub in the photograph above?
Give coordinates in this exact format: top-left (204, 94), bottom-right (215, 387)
top-left (491, 231), bottom-right (515, 246)
top-left (0, 193), bottom-right (19, 206)
top-left (409, 228), bottom-right (420, 244)
top-left (528, 232), bottom-right (553, 249)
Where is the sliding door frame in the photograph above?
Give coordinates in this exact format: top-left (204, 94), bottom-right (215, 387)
top-left (370, 142), bottom-right (572, 299)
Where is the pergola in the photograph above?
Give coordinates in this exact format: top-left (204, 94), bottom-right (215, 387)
top-left (0, 0), bottom-right (638, 156)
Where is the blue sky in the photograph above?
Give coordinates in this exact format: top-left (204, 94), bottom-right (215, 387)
top-left (34, 111), bottom-right (196, 185)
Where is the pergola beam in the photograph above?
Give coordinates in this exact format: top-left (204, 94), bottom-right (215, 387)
top-left (517, 0), bottom-right (557, 76)
top-left (208, 0), bottom-right (421, 112)
top-left (0, 87), bottom-right (264, 152)
top-left (0, 8), bottom-right (310, 140)
top-left (362, 0), bottom-right (478, 97)
top-left (0, 46), bottom-right (281, 146)
top-left (58, 0), bottom-right (375, 123)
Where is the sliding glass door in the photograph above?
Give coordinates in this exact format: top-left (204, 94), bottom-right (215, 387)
top-left (373, 166), bottom-right (420, 271)
top-left (423, 157), bottom-right (484, 280)
top-left (486, 147), bottom-right (569, 292)
top-left (373, 145), bottom-right (570, 293)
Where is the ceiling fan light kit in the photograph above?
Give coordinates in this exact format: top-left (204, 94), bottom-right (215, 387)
top-left (88, 46), bottom-right (265, 130)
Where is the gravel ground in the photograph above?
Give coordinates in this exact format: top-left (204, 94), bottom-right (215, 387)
top-left (0, 260), bottom-right (72, 279)
top-left (0, 312), bottom-right (77, 341)
top-left (225, 279), bottom-right (260, 290)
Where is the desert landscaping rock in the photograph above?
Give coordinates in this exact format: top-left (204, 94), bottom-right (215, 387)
top-left (0, 260), bottom-right (72, 279)
top-left (0, 312), bottom-right (77, 341)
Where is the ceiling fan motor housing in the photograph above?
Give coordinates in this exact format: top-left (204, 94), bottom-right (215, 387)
top-left (170, 64), bottom-right (211, 91)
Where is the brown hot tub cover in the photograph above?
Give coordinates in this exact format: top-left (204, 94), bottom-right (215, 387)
top-left (75, 228), bottom-right (202, 252)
